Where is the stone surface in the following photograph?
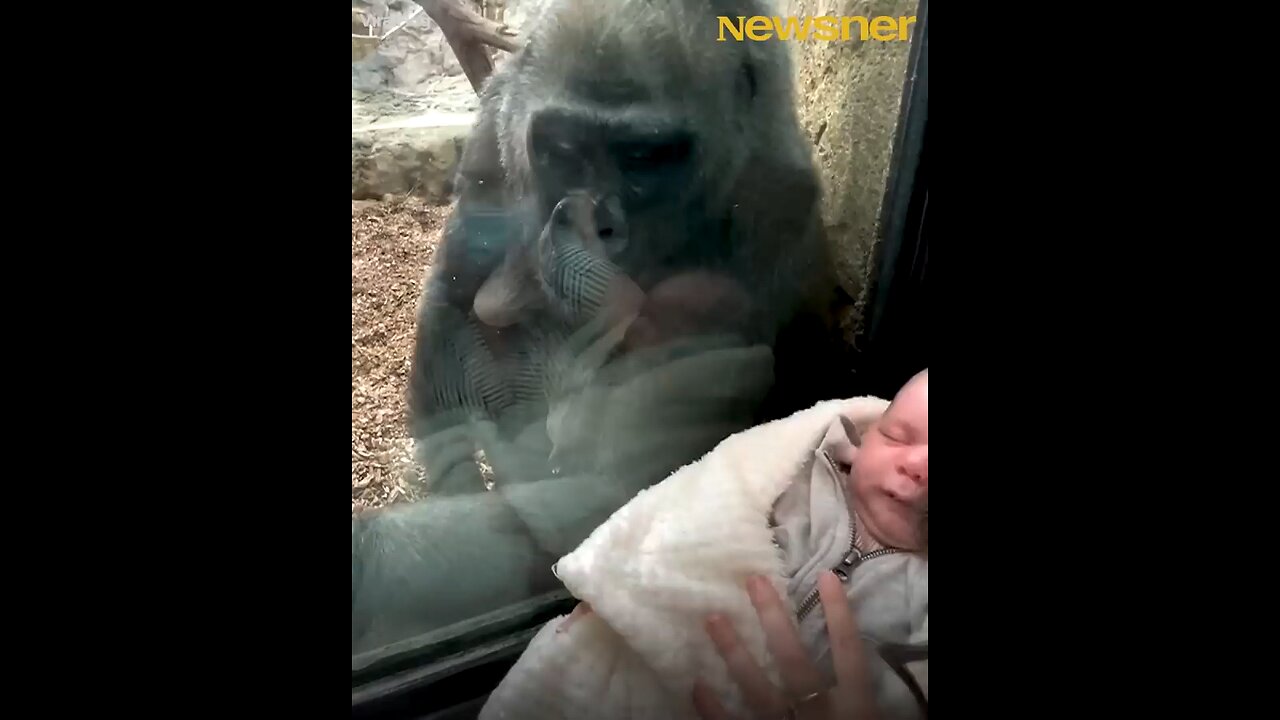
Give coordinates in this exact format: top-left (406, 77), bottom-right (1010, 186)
top-left (352, 34), bottom-right (381, 63)
top-left (783, 0), bottom-right (920, 341)
top-left (352, 1), bottom-right (464, 94)
top-left (351, 0), bottom-right (535, 96)
top-left (350, 2), bottom-right (539, 200)
top-left (352, 93), bottom-right (474, 201)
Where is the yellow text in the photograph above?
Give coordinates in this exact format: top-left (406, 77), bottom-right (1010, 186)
top-left (717, 15), bottom-right (917, 42)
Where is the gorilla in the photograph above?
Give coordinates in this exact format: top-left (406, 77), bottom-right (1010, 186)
top-left (405, 0), bottom-right (843, 495)
top-left (354, 0), bottom-right (847, 653)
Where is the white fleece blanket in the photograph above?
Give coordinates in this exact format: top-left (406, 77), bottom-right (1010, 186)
top-left (479, 396), bottom-right (890, 720)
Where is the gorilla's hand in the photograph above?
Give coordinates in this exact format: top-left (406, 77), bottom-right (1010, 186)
top-left (546, 326), bottom-right (776, 482)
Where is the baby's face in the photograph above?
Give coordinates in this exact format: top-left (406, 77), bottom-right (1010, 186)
top-left (850, 373), bottom-right (929, 550)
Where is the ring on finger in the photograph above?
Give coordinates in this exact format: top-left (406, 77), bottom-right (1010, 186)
top-left (781, 690), bottom-right (824, 720)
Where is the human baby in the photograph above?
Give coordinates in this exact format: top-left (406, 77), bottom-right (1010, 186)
top-left (480, 371), bottom-right (929, 720)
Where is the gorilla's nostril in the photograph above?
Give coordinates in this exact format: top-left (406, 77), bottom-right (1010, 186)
top-left (594, 195), bottom-right (626, 237)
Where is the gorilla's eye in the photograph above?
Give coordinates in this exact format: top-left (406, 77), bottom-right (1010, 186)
top-left (615, 137), bottom-right (692, 172)
top-left (541, 139), bottom-right (578, 163)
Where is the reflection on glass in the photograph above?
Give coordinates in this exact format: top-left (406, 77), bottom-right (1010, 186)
top-left (352, 0), bottom-right (909, 659)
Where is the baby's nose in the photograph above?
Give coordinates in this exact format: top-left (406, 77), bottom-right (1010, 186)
top-left (900, 446), bottom-right (928, 487)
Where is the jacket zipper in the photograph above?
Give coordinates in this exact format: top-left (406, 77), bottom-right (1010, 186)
top-left (796, 541), bottom-right (900, 621)
top-left (796, 451), bottom-right (901, 623)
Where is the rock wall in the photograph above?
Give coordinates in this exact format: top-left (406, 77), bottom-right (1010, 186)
top-left (352, 119), bottom-right (472, 202)
top-left (351, 2), bottom-right (542, 201)
top-left (352, 1), bottom-right (466, 95)
top-left (783, 0), bottom-right (920, 342)
top-left (352, 90), bottom-right (475, 202)
top-left (351, 1), bottom-right (536, 96)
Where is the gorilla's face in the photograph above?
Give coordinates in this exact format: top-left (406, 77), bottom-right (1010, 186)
top-left (526, 103), bottom-right (708, 283)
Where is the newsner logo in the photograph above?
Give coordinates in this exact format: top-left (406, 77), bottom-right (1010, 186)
top-left (717, 15), bottom-right (916, 42)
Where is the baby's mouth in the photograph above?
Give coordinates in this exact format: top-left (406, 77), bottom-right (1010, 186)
top-left (883, 489), bottom-right (919, 511)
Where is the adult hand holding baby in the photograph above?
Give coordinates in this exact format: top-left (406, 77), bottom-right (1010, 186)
top-left (558, 570), bottom-right (880, 720)
top-left (693, 571), bottom-right (879, 720)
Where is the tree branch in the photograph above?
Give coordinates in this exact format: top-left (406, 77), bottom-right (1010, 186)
top-left (412, 0), bottom-right (522, 94)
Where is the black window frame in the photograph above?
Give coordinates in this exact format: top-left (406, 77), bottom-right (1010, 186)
top-left (861, 0), bottom-right (929, 399)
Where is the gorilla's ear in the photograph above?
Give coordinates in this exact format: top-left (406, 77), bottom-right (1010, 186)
top-left (474, 245), bottom-right (544, 327)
